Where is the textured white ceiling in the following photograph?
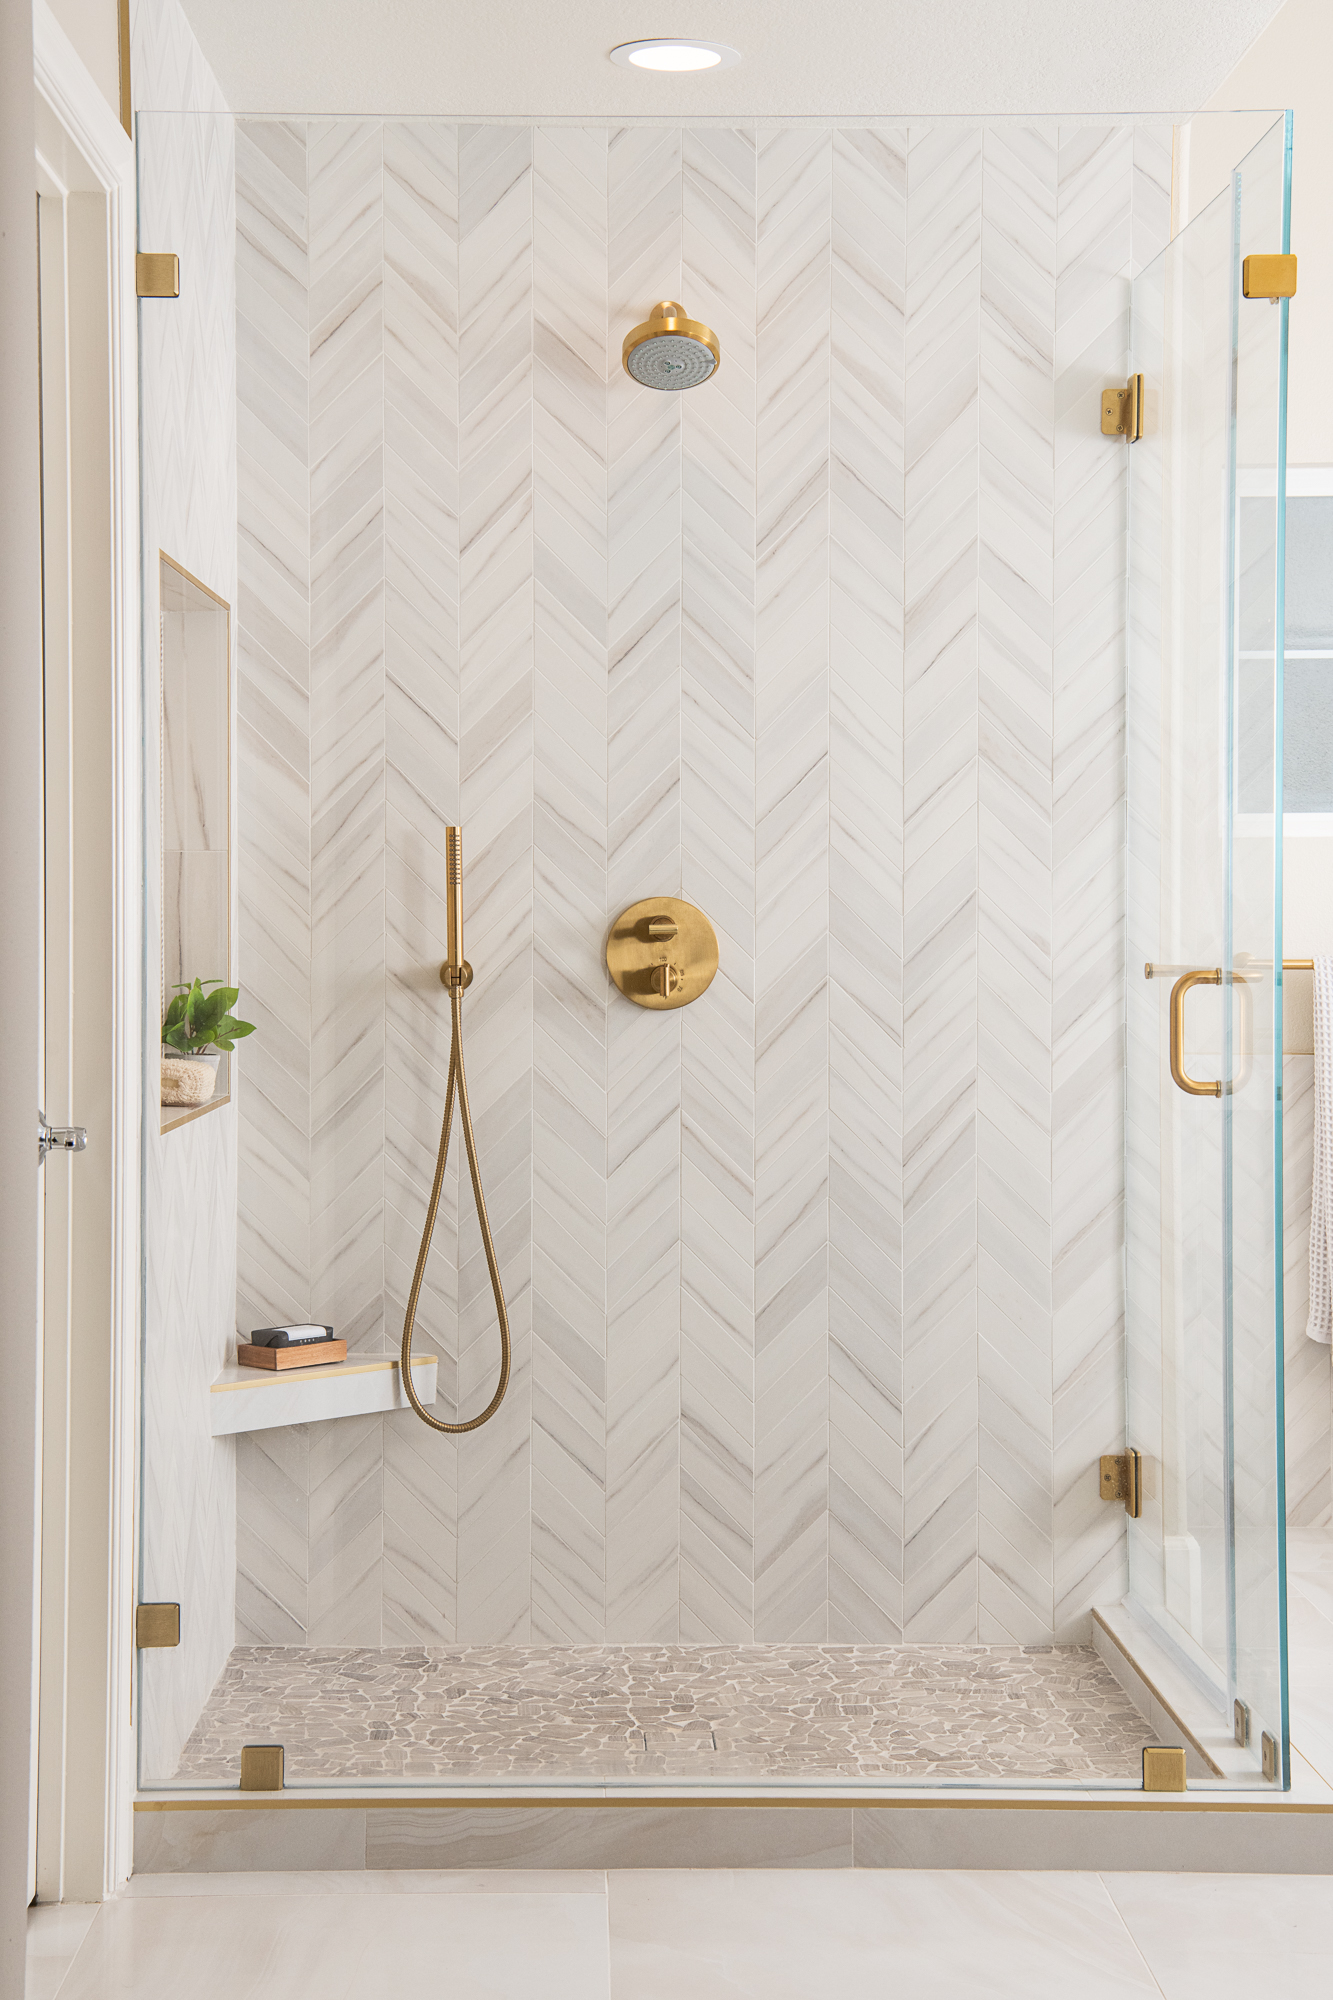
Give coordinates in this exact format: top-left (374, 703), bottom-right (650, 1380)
top-left (177, 0), bottom-right (1284, 118)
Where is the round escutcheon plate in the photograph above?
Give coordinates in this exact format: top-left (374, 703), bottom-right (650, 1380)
top-left (605, 896), bottom-right (719, 1011)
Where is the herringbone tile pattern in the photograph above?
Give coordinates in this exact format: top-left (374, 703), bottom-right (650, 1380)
top-left (828, 129), bottom-right (907, 1641)
top-left (456, 124), bottom-right (536, 1642)
top-left (228, 117), bottom-right (1167, 1658)
top-left (682, 128), bottom-right (757, 1642)
top-left (902, 124), bottom-right (982, 1641)
top-left (755, 129), bottom-right (832, 1641)
top-left (977, 128), bottom-right (1056, 1644)
top-left (606, 126), bottom-right (684, 1640)
top-left (1052, 124), bottom-right (1138, 1641)
top-left (533, 126), bottom-right (608, 1640)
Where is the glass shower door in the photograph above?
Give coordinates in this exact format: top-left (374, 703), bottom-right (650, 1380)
top-left (1125, 112), bottom-right (1292, 1785)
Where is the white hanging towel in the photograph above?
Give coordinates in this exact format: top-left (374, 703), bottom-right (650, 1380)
top-left (1307, 956), bottom-right (1333, 1342)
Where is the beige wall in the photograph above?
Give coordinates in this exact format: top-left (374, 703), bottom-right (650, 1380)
top-left (43, 0), bottom-right (121, 122)
top-left (3, 0), bottom-right (46, 1977)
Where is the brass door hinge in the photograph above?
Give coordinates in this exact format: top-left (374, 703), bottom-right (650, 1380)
top-left (240, 1744), bottom-right (285, 1791)
top-left (1100, 373), bottom-right (1143, 441)
top-left (1242, 254), bottom-right (1296, 301)
top-left (136, 252), bottom-right (180, 298)
top-left (1262, 1730), bottom-right (1280, 1782)
top-left (1100, 1447), bottom-right (1143, 1517)
top-left (135, 1603), bottom-right (180, 1648)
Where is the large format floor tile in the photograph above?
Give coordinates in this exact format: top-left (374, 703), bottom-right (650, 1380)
top-left (50, 1887), bottom-right (611, 2000)
top-left (604, 1870), bottom-right (1162, 2000)
top-left (37, 1868), bottom-right (1333, 1998)
top-left (1104, 1873), bottom-right (1333, 1999)
top-left (23, 1905), bottom-right (98, 2000)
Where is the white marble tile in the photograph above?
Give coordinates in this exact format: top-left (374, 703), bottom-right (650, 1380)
top-left (57, 1888), bottom-right (610, 2000)
top-left (25, 1903), bottom-right (100, 2000)
top-left (607, 1870), bottom-right (1159, 2000)
top-left (228, 112), bottom-right (1147, 1657)
top-left (122, 1869), bottom-right (606, 1895)
top-left (1105, 1873), bottom-right (1333, 2000)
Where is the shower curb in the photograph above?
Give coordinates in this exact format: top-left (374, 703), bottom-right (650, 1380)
top-left (131, 1791), bottom-right (1333, 1875)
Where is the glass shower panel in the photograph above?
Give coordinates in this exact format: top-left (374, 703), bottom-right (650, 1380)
top-left (1125, 112), bottom-right (1291, 1784)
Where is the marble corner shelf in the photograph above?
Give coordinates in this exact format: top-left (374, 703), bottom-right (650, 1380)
top-left (209, 1352), bottom-right (438, 1438)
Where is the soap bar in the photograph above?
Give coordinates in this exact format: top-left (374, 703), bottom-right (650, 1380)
top-left (236, 1340), bottom-right (348, 1371)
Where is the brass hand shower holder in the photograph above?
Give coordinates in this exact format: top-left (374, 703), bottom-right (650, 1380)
top-left (400, 826), bottom-right (511, 1434)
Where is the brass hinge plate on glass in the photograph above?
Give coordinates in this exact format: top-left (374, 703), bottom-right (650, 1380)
top-left (1142, 1746), bottom-right (1187, 1792)
top-left (1234, 1698), bottom-right (1250, 1748)
top-left (1242, 253), bottom-right (1296, 301)
top-left (606, 896), bottom-right (719, 1011)
top-left (1100, 1448), bottom-right (1142, 1517)
top-left (135, 1603), bottom-right (180, 1648)
top-left (136, 252), bottom-right (180, 298)
top-left (240, 1744), bottom-right (285, 1791)
top-left (1262, 1730), bottom-right (1280, 1782)
top-left (1100, 373), bottom-right (1143, 441)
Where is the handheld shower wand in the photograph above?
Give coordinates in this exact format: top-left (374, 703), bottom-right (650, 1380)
top-left (400, 826), bottom-right (511, 1433)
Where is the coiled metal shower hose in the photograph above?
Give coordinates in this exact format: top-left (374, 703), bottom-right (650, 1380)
top-left (400, 975), bottom-right (511, 1433)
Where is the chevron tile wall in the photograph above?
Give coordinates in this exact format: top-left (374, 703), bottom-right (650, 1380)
top-left (230, 117), bottom-right (1173, 1652)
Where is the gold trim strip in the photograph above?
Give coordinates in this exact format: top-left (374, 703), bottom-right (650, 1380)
top-left (117, 0), bottom-right (131, 139)
top-left (1092, 1609), bottom-right (1224, 1778)
top-left (161, 1090), bottom-right (231, 1135)
top-left (210, 1354), bottom-right (438, 1393)
top-left (134, 1794), bottom-right (1331, 1814)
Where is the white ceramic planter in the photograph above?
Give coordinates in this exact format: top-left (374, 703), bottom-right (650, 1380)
top-left (161, 1047), bottom-right (222, 1109)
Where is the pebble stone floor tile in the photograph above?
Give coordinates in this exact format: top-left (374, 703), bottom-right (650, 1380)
top-left (173, 1645), bottom-right (1157, 1785)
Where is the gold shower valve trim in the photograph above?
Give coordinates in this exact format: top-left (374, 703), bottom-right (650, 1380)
top-left (606, 896), bottom-right (719, 1010)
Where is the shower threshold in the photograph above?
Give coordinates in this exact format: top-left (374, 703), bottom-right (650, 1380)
top-left (171, 1643), bottom-right (1157, 1788)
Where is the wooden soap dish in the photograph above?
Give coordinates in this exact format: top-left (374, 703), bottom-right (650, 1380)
top-left (236, 1340), bottom-right (347, 1371)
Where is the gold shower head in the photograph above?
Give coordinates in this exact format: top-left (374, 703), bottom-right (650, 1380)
top-left (622, 301), bottom-right (720, 390)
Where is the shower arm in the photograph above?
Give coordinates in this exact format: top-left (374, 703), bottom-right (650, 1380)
top-left (400, 826), bottom-right (510, 1434)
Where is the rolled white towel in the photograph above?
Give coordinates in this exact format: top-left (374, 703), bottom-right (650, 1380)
top-left (1307, 955), bottom-right (1333, 1342)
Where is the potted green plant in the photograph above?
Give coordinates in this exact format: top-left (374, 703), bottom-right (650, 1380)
top-left (161, 979), bottom-right (256, 1109)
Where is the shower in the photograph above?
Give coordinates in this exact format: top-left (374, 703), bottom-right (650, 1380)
top-left (622, 300), bottom-right (720, 388)
top-left (400, 826), bottom-right (510, 1433)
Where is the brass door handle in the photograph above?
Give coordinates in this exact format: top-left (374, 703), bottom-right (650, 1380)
top-left (1166, 967), bottom-right (1254, 1098)
top-left (1169, 969), bottom-right (1222, 1097)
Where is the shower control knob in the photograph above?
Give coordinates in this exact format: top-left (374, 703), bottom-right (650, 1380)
top-left (606, 896), bottom-right (719, 1012)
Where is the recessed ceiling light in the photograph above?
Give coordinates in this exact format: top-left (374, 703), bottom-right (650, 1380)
top-left (609, 39), bottom-right (742, 71)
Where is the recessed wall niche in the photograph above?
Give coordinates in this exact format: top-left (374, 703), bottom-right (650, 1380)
top-left (160, 553), bottom-right (231, 1132)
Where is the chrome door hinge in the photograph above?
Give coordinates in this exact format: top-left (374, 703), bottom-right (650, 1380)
top-left (1100, 373), bottom-right (1143, 441)
top-left (38, 1111), bottom-right (87, 1163)
top-left (1100, 1447), bottom-right (1143, 1517)
top-left (136, 252), bottom-right (180, 297)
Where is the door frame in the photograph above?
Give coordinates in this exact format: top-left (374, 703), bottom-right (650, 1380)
top-left (32, 0), bottom-right (140, 1900)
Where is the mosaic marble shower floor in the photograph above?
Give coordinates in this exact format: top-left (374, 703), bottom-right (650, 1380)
top-left (175, 1645), bottom-right (1157, 1785)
